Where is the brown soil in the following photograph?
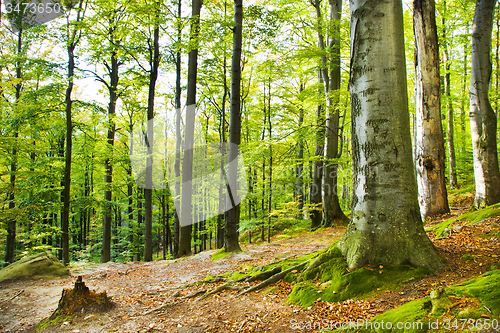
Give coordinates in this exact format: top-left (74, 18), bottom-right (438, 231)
top-left (0, 216), bottom-right (499, 333)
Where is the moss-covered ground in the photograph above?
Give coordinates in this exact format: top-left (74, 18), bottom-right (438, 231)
top-left (343, 269), bottom-right (500, 332)
top-left (426, 203), bottom-right (500, 238)
top-left (287, 245), bottom-right (431, 308)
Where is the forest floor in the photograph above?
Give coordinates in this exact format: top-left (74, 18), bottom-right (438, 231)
top-left (1, 207), bottom-right (500, 333)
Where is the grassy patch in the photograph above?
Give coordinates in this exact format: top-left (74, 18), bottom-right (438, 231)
top-left (426, 203), bottom-right (500, 238)
top-left (211, 248), bottom-right (231, 261)
top-left (288, 245), bottom-right (431, 308)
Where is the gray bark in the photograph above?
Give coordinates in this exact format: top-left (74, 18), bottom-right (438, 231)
top-left (469, 0), bottom-right (500, 208)
top-left (311, 0), bottom-right (347, 227)
top-left (338, 0), bottom-right (442, 272)
top-left (413, 0), bottom-right (450, 219)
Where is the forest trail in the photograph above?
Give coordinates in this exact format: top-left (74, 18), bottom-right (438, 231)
top-left (1, 213), bottom-right (499, 333)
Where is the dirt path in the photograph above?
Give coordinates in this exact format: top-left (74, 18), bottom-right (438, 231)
top-left (1, 216), bottom-right (499, 333)
top-left (0, 228), bottom-right (337, 332)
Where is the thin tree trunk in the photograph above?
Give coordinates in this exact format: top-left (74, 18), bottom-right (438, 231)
top-left (267, 80), bottom-right (272, 244)
top-left (144, 4), bottom-right (161, 262)
top-left (339, 0), bottom-right (442, 272)
top-left (296, 82), bottom-right (305, 219)
top-left (441, 1), bottom-right (458, 190)
top-left (413, 0), bottom-right (450, 219)
top-left (178, 0), bottom-right (202, 256)
top-left (309, 70), bottom-right (324, 228)
top-left (224, 0), bottom-right (243, 253)
top-left (173, 0), bottom-right (182, 258)
top-left (5, 29), bottom-right (22, 265)
top-left (469, 0), bottom-right (500, 207)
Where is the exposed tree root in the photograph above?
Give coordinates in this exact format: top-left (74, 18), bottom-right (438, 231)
top-left (236, 260), bottom-right (311, 297)
top-left (142, 290), bottom-right (181, 315)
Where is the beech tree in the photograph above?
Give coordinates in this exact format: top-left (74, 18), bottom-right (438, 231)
top-left (413, 0), bottom-right (449, 219)
top-left (469, 0), bottom-right (500, 207)
top-left (338, 0), bottom-right (442, 272)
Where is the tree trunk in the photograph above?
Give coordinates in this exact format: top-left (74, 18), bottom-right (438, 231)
top-left (101, 50), bottom-right (119, 263)
top-left (309, 70), bottom-right (324, 229)
top-left (5, 30), bottom-right (23, 265)
top-left (413, 0), bottom-right (450, 219)
top-left (339, 0), bottom-right (442, 272)
top-left (312, 0), bottom-right (347, 227)
top-left (296, 82), bottom-right (305, 218)
top-left (441, 0), bottom-right (458, 190)
top-left (143, 5), bottom-right (161, 262)
top-left (178, 0), bottom-right (202, 257)
top-left (469, 0), bottom-right (500, 208)
top-left (173, 0), bottom-right (182, 258)
top-left (224, 0), bottom-right (243, 253)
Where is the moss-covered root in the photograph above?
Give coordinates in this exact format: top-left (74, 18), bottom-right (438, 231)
top-left (288, 245), bottom-right (431, 308)
top-left (237, 260), bottom-right (311, 297)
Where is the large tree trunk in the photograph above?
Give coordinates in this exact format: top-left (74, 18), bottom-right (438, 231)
top-left (413, 0), bottom-right (450, 219)
top-left (338, 0), bottom-right (442, 272)
top-left (224, 0), bottom-right (243, 253)
top-left (178, 0), bottom-right (202, 257)
top-left (143, 4), bottom-right (161, 262)
top-left (469, 0), bottom-right (500, 208)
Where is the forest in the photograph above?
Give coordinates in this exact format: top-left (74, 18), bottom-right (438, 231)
top-left (1, 0), bottom-right (500, 331)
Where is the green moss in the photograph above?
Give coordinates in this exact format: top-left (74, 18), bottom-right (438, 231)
top-left (426, 203), bottom-right (500, 239)
top-left (447, 269), bottom-right (500, 317)
top-left (456, 205), bottom-right (500, 224)
top-left (211, 249), bottom-right (231, 261)
top-left (229, 272), bottom-right (247, 281)
top-left (0, 251), bottom-right (69, 282)
top-left (361, 297), bottom-right (431, 332)
top-left (347, 270), bottom-right (500, 332)
top-left (36, 314), bottom-right (73, 332)
top-left (203, 275), bottom-right (215, 281)
top-left (288, 245), bottom-right (430, 308)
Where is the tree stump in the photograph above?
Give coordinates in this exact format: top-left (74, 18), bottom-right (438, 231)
top-left (50, 276), bottom-right (114, 319)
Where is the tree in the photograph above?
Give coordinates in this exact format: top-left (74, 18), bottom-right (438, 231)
top-left (178, 0), bottom-right (203, 257)
top-left (338, 0), bottom-right (442, 272)
top-left (440, 0), bottom-right (459, 189)
top-left (469, 0), bottom-right (500, 208)
top-left (224, 0), bottom-right (243, 253)
top-left (311, 0), bottom-right (347, 227)
top-left (61, 0), bottom-right (87, 266)
top-left (413, 0), bottom-right (449, 219)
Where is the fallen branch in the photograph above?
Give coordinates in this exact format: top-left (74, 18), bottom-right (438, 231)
top-left (236, 260), bottom-right (311, 297)
top-left (1, 290), bottom-right (23, 304)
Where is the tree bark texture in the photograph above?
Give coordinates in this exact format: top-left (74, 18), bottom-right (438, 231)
top-left (339, 0), bottom-right (442, 272)
top-left (469, 0), bottom-right (500, 208)
top-left (413, 0), bottom-right (450, 219)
